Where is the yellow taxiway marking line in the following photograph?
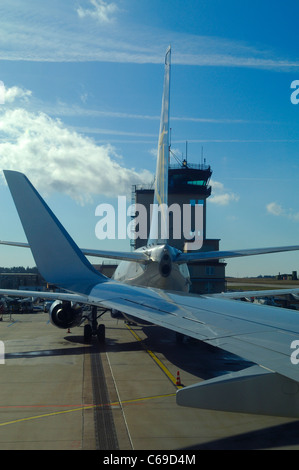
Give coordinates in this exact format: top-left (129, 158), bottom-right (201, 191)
top-left (125, 324), bottom-right (183, 389)
top-left (0, 324), bottom-right (182, 428)
top-left (119, 393), bottom-right (176, 406)
top-left (0, 393), bottom-right (176, 427)
top-left (0, 405), bottom-right (95, 427)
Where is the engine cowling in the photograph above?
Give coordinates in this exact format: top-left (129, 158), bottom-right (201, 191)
top-left (49, 300), bottom-right (83, 329)
top-left (159, 249), bottom-right (172, 278)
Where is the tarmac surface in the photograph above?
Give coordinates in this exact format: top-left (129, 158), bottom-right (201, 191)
top-left (1, 311), bottom-right (299, 450)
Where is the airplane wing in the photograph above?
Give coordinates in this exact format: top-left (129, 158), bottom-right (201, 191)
top-left (2, 276), bottom-right (299, 418)
top-left (211, 288), bottom-right (299, 299)
top-left (175, 246), bottom-right (299, 263)
top-left (0, 240), bottom-right (149, 263)
top-left (0, 288), bottom-right (90, 304)
top-left (3, 170), bottom-right (299, 418)
top-left (3, 240), bottom-right (299, 266)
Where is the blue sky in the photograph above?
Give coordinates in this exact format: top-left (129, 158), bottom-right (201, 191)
top-left (1, 0), bottom-right (299, 277)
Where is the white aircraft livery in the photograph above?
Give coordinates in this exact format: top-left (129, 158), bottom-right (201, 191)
top-left (2, 47), bottom-right (299, 418)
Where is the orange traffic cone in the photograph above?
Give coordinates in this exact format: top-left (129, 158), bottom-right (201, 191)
top-left (67, 328), bottom-right (71, 333)
top-left (176, 370), bottom-right (181, 386)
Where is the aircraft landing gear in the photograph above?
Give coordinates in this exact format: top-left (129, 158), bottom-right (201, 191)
top-left (84, 323), bottom-right (92, 342)
top-left (96, 323), bottom-right (105, 343)
top-left (84, 306), bottom-right (106, 343)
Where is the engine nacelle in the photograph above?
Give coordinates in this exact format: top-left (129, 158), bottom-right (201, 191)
top-left (159, 250), bottom-right (172, 278)
top-left (49, 300), bottom-right (83, 329)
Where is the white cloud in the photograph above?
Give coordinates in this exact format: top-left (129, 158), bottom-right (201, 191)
top-left (3, 86), bottom-right (32, 104)
top-left (210, 193), bottom-right (239, 205)
top-left (266, 202), bottom-right (284, 216)
top-left (0, 2), bottom-right (299, 69)
top-left (77, 0), bottom-right (119, 23)
top-left (266, 202), bottom-right (299, 221)
top-left (0, 106), bottom-right (152, 204)
top-left (209, 180), bottom-right (239, 206)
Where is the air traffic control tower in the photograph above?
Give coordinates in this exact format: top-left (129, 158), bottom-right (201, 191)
top-left (131, 158), bottom-right (226, 294)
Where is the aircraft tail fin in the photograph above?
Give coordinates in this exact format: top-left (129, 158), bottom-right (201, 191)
top-left (4, 170), bottom-right (105, 294)
top-left (147, 46), bottom-right (171, 246)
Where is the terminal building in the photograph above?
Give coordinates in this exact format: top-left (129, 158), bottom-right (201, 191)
top-left (131, 158), bottom-right (226, 294)
top-left (0, 272), bottom-right (45, 290)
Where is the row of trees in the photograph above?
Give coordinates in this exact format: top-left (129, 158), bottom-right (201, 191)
top-left (0, 266), bottom-right (38, 273)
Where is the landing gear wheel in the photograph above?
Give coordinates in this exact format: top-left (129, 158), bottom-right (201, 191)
top-left (97, 324), bottom-right (105, 343)
top-left (84, 324), bottom-right (92, 343)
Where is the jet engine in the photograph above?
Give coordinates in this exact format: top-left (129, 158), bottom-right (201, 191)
top-left (159, 249), bottom-right (172, 277)
top-left (49, 300), bottom-right (83, 329)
